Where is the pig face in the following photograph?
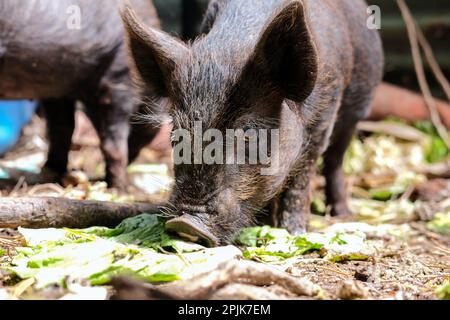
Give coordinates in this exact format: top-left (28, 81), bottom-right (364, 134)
top-left (122, 2), bottom-right (318, 246)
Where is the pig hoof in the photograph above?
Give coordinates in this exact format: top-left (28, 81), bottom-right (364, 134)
top-left (330, 202), bottom-right (352, 217)
top-left (31, 166), bottom-right (63, 184)
top-left (106, 175), bottom-right (130, 192)
top-left (288, 227), bottom-right (307, 236)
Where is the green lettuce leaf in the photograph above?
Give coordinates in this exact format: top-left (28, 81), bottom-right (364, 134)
top-left (3, 214), bottom-right (240, 289)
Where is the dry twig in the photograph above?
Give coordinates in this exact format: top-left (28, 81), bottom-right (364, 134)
top-left (397, 0), bottom-right (450, 148)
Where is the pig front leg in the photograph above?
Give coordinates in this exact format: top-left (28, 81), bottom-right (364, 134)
top-left (275, 91), bottom-right (346, 233)
top-left (99, 117), bottom-right (130, 190)
top-left (83, 85), bottom-right (132, 189)
top-left (322, 120), bottom-right (356, 217)
top-left (278, 116), bottom-right (358, 224)
top-left (42, 98), bottom-right (76, 182)
top-left (275, 160), bottom-right (316, 234)
top-left (322, 94), bottom-right (375, 217)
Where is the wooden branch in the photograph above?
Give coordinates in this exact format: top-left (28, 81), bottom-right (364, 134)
top-left (0, 197), bottom-right (162, 229)
top-left (368, 83), bottom-right (450, 129)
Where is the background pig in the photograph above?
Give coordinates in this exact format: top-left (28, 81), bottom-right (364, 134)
top-left (0, 0), bottom-right (161, 188)
top-left (122, 0), bottom-right (384, 246)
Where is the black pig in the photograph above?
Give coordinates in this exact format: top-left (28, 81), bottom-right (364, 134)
top-left (0, 0), bottom-right (161, 188)
top-left (122, 0), bottom-right (384, 245)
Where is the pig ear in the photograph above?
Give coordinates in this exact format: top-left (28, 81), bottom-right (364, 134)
top-left (241, 1), bottom-right (318, 103)
top-left (121, 5), bottom-right (189, 97)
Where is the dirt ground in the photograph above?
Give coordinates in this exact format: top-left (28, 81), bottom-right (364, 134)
top-left (0, 113), bottom-right (449, 300)
top-left (284, 221), bottom-right (449, 299)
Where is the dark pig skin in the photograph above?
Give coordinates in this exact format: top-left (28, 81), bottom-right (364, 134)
top-left (0, 0), bottom-right (162, 188)
top-left (122, 0), bottom-right (384, 244)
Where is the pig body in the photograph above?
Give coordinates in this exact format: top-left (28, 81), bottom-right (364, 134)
top-left (123, 0), bottom-right (384, 245)
top-left (0, 0), bottom-right (161, 187)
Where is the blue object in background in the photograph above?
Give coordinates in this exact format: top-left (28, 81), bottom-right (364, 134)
top-left (0, 100), bottom-right (38, 156)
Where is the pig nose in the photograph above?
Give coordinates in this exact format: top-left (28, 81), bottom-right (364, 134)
top-left (165, 214), bottom-right (219, 247)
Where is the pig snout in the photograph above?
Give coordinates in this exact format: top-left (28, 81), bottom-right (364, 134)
top-left (165, 214), bottom-right (220, 247)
